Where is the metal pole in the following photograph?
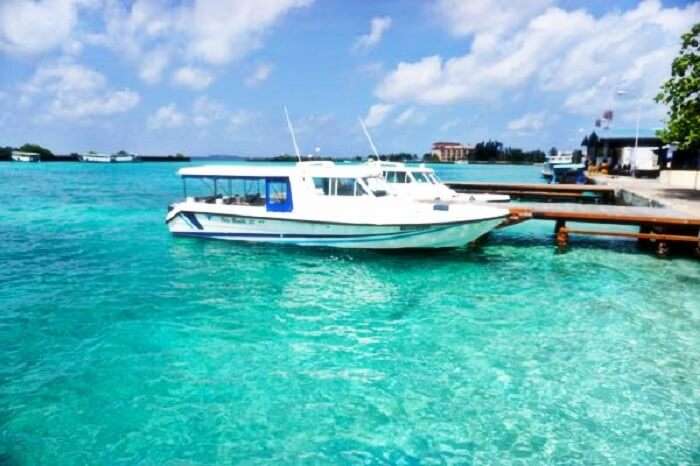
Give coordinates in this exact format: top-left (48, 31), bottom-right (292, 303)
top-left (634, 96), bottom-right (641, 165)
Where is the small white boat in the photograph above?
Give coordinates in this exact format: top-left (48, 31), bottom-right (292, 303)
top-left (373, 162), bottom-right (510, 203)
top-left (166, 162), bottom-right (509, 249)
top-left (11, 151), bottom-right (40, 162)
top-left (80, 152), bottom-right (135, 163)
top-left (542, 152), bottom-right (583, 180)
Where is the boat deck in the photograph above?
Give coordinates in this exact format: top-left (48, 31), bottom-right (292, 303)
top-left (506, 202), bottom-right (700, 226)
top-left (446, 181), bottom-right (616, 203)
top-left (489, 201), bottom-right (700, 256)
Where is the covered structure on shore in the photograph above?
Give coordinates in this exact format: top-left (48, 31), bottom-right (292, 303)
top-left (581, 128), bottom-right (664, 170)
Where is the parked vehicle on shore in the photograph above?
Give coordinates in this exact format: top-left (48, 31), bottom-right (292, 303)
top-left (621, 147), bottom-right (660, 178)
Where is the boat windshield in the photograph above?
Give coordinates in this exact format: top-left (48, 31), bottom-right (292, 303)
top-left (313, 177), bottom-right (368, 196)
top-left (384, 171), bottom-right (408, 184)
top-left (428, 173), bottom-right (441, 184)
top-left (412, 171), bottom-right (431, 183)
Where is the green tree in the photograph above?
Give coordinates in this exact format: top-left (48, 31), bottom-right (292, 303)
top-left (656, 23), bottom-right (700, 149)
top-left (18, 143), bottom-right (54, 160)
top-left (0, 146), bottom-right (13, 161)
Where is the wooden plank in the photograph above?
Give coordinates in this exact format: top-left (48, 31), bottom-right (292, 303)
top-left (562, 228), bottom-right (700, 243)
top-left (446, 181), bottom-right (614, 193)
top-left (479, 190), bottom-right (587, 199)
top-left (505, 203), bottom-right (700, 227)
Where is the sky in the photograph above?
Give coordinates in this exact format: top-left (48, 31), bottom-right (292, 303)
top-left (1, 0), bottom-right (699, 157)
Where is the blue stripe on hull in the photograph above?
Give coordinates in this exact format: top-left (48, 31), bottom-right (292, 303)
top-left (172, 225), bottom-right (455, 244)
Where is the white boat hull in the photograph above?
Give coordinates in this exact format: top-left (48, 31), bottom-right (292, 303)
top-left (80, 155), bottom-right (135, 163)
top-left (11, 155), bottom-right (39, 162)
top-left (167, 210), bottom-right (505, 249)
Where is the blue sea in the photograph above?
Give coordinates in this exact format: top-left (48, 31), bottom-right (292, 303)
top-left (1, 162), bottom-right (699, 464)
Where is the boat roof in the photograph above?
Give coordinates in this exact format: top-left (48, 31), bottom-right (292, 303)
top-left (178, 162), bottom-right (383, 179)
top-left (370, 161), bottom-right (434, 173)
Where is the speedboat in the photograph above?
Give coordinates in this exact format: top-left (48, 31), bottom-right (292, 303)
top-left (11, 151), bottom-right (40, 162)
top-left (542, 152), bottom-right (584, 181)
top-left (373, 161), bottom-right (510, 203)
top-left (165, 162), bottom-right (509, 249)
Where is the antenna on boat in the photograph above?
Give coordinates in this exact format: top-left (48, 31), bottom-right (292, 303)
top-left (359, 117), bottom-right (380, 160)
top-left (284, 106), bottom-right (302, 162)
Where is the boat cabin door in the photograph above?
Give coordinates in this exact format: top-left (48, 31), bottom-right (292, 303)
top-left (265, 178), bottom-right (293, 212)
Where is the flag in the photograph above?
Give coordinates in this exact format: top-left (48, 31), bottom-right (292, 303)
top-left (595, 119), bottom-right (601, 127)
top-left (603, 110), bottom-right (614, 121)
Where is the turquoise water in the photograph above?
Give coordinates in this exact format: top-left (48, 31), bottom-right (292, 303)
top-left (1, 162), bottom-right (699, 464)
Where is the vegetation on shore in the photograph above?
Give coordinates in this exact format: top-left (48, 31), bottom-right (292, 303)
top-left (0, 143), bottom-right (189, 162)
top-left (1, 143), bottom-right (55, 161)
top-left (656, 22), bottom-right (700, 150)
top-left (421, 141), bottom-right (549, 164)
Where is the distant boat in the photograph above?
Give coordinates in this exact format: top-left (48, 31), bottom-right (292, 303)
top-left (11, 151), bottom-right (40, 162)
top-left (542, 151), bottom-right (584, 180)
top-left (80, 152), bottom-right (136, 163)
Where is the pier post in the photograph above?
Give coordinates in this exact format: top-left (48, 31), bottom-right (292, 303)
top-left (555, 221), bottom-right (568, 250)
top-left (656, 241), bottom-right (670, 258)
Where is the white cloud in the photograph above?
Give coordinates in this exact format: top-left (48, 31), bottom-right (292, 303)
top-left (148, 103), bottom-right (186, 129)
top-left (245, 63), bottom-right (273, 87)
top-left (139, 49), bottom-right (170, 84)
top-left (229, 110), bottom-right (256, 133)
top-left (433, 0), bottom-right (551, 39)
top-left (507, 112), bottom-right (547, 133)
top-left (192, 96), bottom-right (227, 127)
top-left (363, 103), bottom-right (394, 128)
top-left (187, 0), bottom-right (313, 65)
top-left (376, 0), bottom-right (700, 124)
top-left (148, 97), bottom-right (254, 132)
top-left (394, 107), bottom-right (426, 126)
top-left (172, 66), bottom-right (214, 90)
top-left (93, 0), bottom-right (312, 84)
top-left (0, 0), bottom-right (83, 55)
top-left (440, 119), bottom-right (460, 132)
top-left (19, 61), bottom-right (140, 120)
top-left (353, 16), bottom-right (392, 51)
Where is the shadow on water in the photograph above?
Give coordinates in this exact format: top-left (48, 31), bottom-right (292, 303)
top-left (167, 234), bottom-right (500, 267)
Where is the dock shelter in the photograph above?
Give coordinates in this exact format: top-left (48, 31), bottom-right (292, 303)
top-left (582, 128), bottom-right (664, 170)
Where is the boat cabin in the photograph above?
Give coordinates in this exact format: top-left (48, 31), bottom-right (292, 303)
top-left (375, 162), bottom-right (441, 186)
top-left (177, 162), bottom-right (389, 214)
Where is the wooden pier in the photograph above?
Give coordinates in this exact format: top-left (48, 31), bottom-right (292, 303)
top-left (499, 202), bottom-right (700, 256)
top-left (444, 181), bottom-right (700, 256)
top-left (446, 181), bottom-right (616, 203)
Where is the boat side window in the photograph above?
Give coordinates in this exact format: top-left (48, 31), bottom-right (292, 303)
top-left (355, 181), bottom-right (367, 196)
top-left (313, 177), bottom-right (333, 195)
top-left (413, 172), bottom-right (430, 183)
top-left (336, 178), bottom-right (356, 196)
top-left (265, 178), bottom-right (293, 212)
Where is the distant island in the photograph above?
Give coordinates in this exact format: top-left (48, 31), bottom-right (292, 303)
top-left (0, 144), bottom-right (190, 162)
top-left (2, 140), bottom-right (568, 165)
